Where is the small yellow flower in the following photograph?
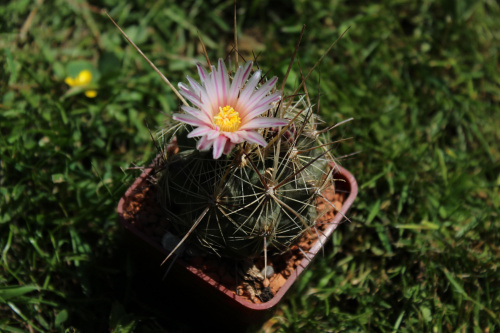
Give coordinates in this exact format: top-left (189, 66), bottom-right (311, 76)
top-left (65, 70), bottom-right (97, 98)
top-left (84, 90), bottom-right (97, 98)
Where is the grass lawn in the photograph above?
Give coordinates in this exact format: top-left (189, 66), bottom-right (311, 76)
top-left (1, 0), bottom-right (499, 331)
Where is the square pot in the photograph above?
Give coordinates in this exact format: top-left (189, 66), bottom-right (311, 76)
top-left (117, 159), bottom-right (357, 326)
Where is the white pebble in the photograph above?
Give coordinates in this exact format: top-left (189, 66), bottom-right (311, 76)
top-left (261, 265), bottom-right (274, 277)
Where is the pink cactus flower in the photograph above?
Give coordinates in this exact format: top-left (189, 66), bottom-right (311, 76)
top-left (173, 59), bottom-right (287, 159)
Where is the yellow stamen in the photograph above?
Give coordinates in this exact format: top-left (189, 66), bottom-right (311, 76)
top-left (213, 105), bottom-right (241, 132)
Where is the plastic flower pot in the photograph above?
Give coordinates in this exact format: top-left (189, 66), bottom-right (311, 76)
top-left (117, 158), bottom-right (357, 326)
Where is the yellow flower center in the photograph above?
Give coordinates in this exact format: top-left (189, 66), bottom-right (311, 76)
top-left (213, 105), bottom-right (241, 132)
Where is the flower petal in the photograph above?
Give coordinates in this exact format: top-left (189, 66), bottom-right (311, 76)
top-left (238, 130), bottom-right (267, 146)
top-left (242, 92), bottom-right (282, 121)
top-left (85, 90), bottom-right (97, 98)
top-left (205, 66), bottom-right (219, 114)
top-left (206, 130), bottom-right (221, 141)
top-left (178, 84), bottom-right (203, 109)
top-left (253, 91), bottom-right (282, 109)
top-left (238, 117), bottom-right (288, 131)
top-left (173, 113), bottom-right (208, 127)
top-left (186, 75), bottom-right (203, 95)
top-left (228, 62), bottom-right (252, 105)
top-left (217, 58), bottom-right (229, 106)
top-left (197, 63), bottom-right (209, 83)
top-left (196, 135), bottom-right (214, 151)
top-left (223, 141), bottom-right (236, 155)
top-left (241, 104), bottom-right (274, 122)
top-left (240, 76), bottom-right (279, 111)
top-left (224, 131), bottom-right (243, 143)
top-left (236, 70), bottom-right (262, 114)
top-left (187, 126), bottom-right (212, 138)
top-left (180, 105), bottom-right (202, 117)
top-left (181, 105), bottom-right (212, 125)
top-left (212, 135), bottom-right (227, 159)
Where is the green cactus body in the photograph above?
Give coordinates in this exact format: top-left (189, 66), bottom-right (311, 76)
top-left (157, 92), bottom-right (336, 260)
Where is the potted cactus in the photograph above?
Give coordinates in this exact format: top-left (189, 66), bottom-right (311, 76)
top-left (117, 58), bottom-right (357, 324)
top-left (112, 13), bottom-right (357, 326)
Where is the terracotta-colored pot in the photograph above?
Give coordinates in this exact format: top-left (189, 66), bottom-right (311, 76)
top-left (117, 160), bottom-right (357, 326)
